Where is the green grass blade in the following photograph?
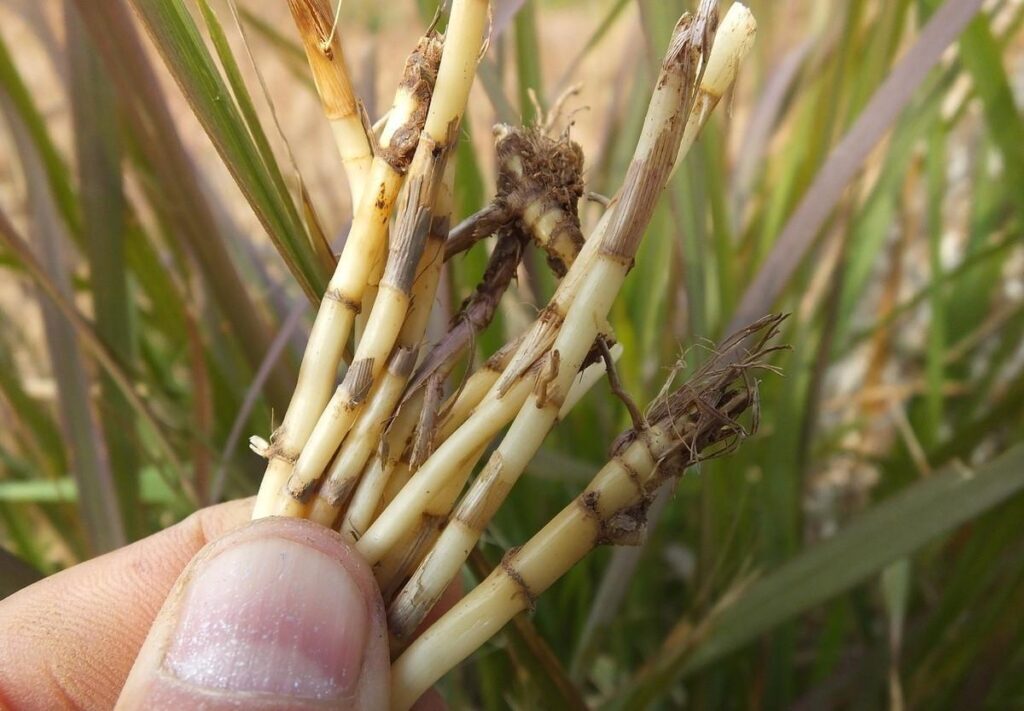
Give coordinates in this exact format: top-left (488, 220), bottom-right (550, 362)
top-left (0, 209), bottom-right (192, 507)
top-left (513, 0), bottom-right (544, 122)
top-left (71, 0), bottom-right (296, 410)
top-left (196, 0), bottom-right (312, 248)
top-left (727, 0), bottom-right (984, 333)
top-left (937, 4), bottom-right (1024, 223)
top-left (0, 326), bottom-right (68, 479)
top-left (0, 469), bottom-right (183, 507)
top-left (923, 124), bottom-right (946, 449)
top-left (2, 105), bottom-right (128, 554)
top-left (129, 0), bottom-right (326, 302)
top-left (613, 444), bottom-right (1024, 707)
top-left (0, 32), bottom-right (81, 237)
top-left (65, 7), bottom-right (143, 540)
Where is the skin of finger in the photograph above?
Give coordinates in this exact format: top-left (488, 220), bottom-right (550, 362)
top-left (0, 498), bottom-right (254, 711)
top-left (116, 517), bottom-right (390, 711)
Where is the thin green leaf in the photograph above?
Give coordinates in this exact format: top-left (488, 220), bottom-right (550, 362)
top-left (65, 5), bottom-right (143, 540)
top-left (2, 102), bottom-right (127, 554)
top-left (0, 208), bottom-right (193, 506)
top-left (130, 0), bottom-right (326, 302)
top-left (614, 444), bottom-right (1024, 706)
top-left (0, 32), bottom-right (81, 237)
top-left (71, 0), bottom-right (296, 410)
top-left (938, 4), bottom-right (1024, 222)
top-left (727, 0), bottom-right (984, 333)
top-left (0, 468), bottom-right (185, 507)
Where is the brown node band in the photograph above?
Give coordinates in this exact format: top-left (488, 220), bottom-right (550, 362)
top-left (500, 546), bottom-right (538, 610)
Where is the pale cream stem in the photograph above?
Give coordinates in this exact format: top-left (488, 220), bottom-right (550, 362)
top-left (288, 0), bottom-right (372, 204)
top-left (375, 444), bottom-right (486, 601)
top-left (387, 5), bottom-right (717, 638)
top-left (278, 0), bottom-right (490, 511)
top-left (388, 429), bottom-right (667, 709)
top-left (282, 146), bottom-right (451, 512)
top-left (355, 367), bottom-right (540, 564)
top-left (389, 317), bottom-right (777, 707)
top-left (306, 346), bottom-right (417, 526)
top-left (384, 342), bottom-right (620, 641)
top-left (673, 3), bottom-right (757, 175)
top-left (252, 35), bottom-right (443, 519)
top-left (433, 336), bottom-right (522, 442)
top-left (310, 162), bottom-right (456, 527)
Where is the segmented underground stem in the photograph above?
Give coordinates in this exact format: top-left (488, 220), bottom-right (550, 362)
top-left (432, 336), bottom-right (523, 441)
top-left (390, 314), bottom-right (782, 709)
top-left (283, 137), bottom-right (453, 511)
top-left (306, 161), bottom-right (457, 526)
top-left (355, 190), bottom-right (611, 563)
top-left (355, 210), bottom-right (614, 563)
top-left (252, 35), bottom-right (443, 519)
top-left (375, 444), bottom-right (486, 601)
top-left (492, 124), bottom-right (586, 276)
top-left (339, 392), bottom-right (422, 543)
top-left (387, 3), bottom-right (718, 640)
top-left (306, 346), bottom-right (418, 525)
top-left (379, 341), bottom-right (619, 627)
top-left (355, 361), bottom-right (542, 564)
top-left (287, 0), bottom-right (372, 204)
top-left (385, 343), bottom-right (621, 641)
top-left (277, 0), bottom-right (490, 514)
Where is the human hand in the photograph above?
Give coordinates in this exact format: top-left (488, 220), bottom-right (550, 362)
top-left (0, 499), bottom-right (401, 709)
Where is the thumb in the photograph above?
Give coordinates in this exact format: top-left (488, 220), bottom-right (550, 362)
top-left (117, 517), bottom-right (389, 710)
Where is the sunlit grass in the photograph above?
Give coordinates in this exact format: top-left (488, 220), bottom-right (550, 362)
top-left (1, 0), bottom-right (1023, 707)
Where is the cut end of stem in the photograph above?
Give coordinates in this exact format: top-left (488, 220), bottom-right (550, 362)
top-left (702, 3), bottom-right (757, 99)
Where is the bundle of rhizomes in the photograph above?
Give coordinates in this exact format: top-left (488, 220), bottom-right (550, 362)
top-left (251, 1), bottom-right (764, 707)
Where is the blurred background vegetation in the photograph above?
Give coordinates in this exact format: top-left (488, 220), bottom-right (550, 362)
top-left (1, 0), bottom-right (1023, 707)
